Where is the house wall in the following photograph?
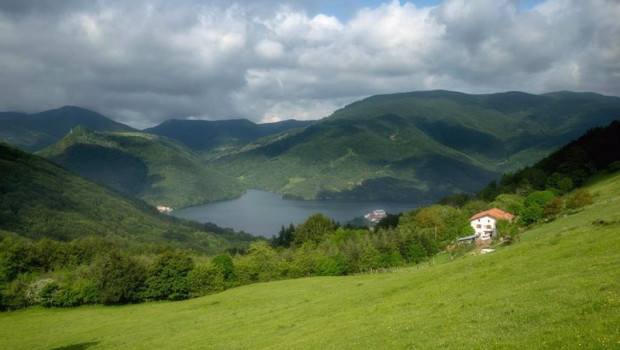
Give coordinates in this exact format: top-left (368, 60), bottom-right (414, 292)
top-left (470, 215), bottom-right (497, 239)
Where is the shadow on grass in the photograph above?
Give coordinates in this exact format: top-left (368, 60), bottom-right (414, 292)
top-left (48, 341), bottom-right (99, 350)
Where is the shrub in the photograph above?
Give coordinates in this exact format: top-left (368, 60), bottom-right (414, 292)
top-left (316, 254), bottom-right (349, 276)
top-left (142, 250), bottom-right (194, 301)
top-left (92, 251), bottom-right (147, 304)
top-left (544, 196), bottom-right (565, 219)
top-left (187, 264), bottom-right (225, 298)
top-left (567, 189), bottom-right (594, 209)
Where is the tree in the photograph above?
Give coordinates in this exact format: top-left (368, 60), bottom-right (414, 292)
top-left (293, 214), bottom-right (335, 246)
top-left (520, 190), bottom-right (556, 225)
top-left (316, 254), bottom-right (349, 276)
top-left (143, 250), bottom-right (194, 301)
top-left (289, 243), bottom-right (320, 278)
top-left (495, 219), bottom-right (519, 244)
top-left (491, 194), bottom-right (524, 215)
top-left (524, 190), bottom-right (556, 208)
top-left (235, 241), bottom-right (281, 283)
top-left (376, 214), bottom-right (401, 230)
top-left (211, 253), bottom-right (235, 282)
top-left (271, 224), bottom-right (295, 248)
top-left (187, 264), bottom-right (225, 298)
top-left (519, 204), bottom-right (543, 226)
top-left (92, 250), bottom-right (146, 304)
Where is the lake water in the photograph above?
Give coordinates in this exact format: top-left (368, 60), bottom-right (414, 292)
top-left (173, 189), bottom-right (419, 237)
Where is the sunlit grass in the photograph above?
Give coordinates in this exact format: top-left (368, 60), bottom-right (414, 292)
top-left (1, 174), bottom-right (619, 349)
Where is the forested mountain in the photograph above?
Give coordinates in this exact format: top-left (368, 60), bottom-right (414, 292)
top-left (144, 118), bottom-right (314, 158)
top-left (0, 142), bottom-right (250, 252)
top-left (0, 106), bottom-right (135, 151)
top-left (38, 127), bottom-right (244, 208)
top-left (210, 90), bottom-right (620, 202)
top-left (478, 120), bottom-right (620, 200)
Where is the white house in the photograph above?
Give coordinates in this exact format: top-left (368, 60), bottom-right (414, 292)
top-left (469, 208), bottom-right (514, 240)
top-left (157, 205), bottom-right (173, 214)
top-left (364, 209), bottom-right (387, 223)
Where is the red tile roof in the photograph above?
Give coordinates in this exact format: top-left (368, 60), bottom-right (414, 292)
top-left (469, 208), bottom-right (514, 221)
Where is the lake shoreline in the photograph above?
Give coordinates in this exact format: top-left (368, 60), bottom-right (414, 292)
top-left (173, 189), bottom-right (419, 237)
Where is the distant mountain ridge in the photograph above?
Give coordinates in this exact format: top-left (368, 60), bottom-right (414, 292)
top-left (144, 118), bottom-right (315, 157)
top-left (2, 90), bottom-right (619, 204)
top-left (209, 90), bottom-right (620, 202)
top-left (38, 127), bottom-right (244, 208)
top-left (0, 106), bottom-right (135, 151)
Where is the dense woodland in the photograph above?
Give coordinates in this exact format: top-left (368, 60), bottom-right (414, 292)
top-left (1, 121), bottom-right (617, 310)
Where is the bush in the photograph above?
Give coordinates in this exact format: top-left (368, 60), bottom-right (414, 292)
top-left (316, 254), bottom-right (349, 276)
top-left (142, 250), bottom-right (194, 301)
top-left (92, 251), bottom-right (147, 304)
top-left (187, 264), bottom-right (225, 298)
top-left (567, 189), bottom-right (594, 209)
top-left (496, 219), bottom-right (519, 245)
top-left (544, 196), bottom-right (565, 219)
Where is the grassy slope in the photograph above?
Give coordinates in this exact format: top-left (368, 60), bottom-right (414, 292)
top-left (2, 173), bottom-right (618, 349)
top-left (38, 128), bottom-right (244, 208)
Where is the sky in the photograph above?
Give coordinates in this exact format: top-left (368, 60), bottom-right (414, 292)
top-left (0, 0), bottom-right (618, 128)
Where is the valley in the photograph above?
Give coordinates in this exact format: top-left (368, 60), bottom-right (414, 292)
top-left (2, 1), bottom-right (620, 348)
top-left (0, 90), bottom-right (618, 349)
top-left (1, 171), bottom-right (618, 349)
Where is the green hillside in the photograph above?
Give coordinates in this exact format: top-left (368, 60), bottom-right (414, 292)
top-left (38, 127), bottom-right (244, 208)
top-left (0, 142), bottom-right (245, 252)
top-left (144, 118), bottom-right (314, 159)
top-left (1, 172), bottom-right (618, 349)
top-left (211, 90), bottom-right (620, 201)
top-left (0, 106), bottom-right (135, 151)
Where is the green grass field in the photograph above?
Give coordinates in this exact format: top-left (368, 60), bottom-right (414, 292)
top-left (1, 174), bottom-right (619, 349)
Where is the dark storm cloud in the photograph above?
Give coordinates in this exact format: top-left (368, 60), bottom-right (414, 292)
top-left (0, 0), bottom-right (618, 128)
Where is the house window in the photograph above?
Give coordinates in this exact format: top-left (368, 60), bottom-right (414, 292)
top-left (476, 224), bottom-right (481, 228)
top-left (485, 225), bottom-right (492, 229)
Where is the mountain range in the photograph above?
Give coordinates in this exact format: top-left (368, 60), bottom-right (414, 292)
top-left (144, 118), bottom-right (314, 159)
top-left (209, 90), bottom-right (620, 201)
top-left (1, 90), bottom-right (619, 204)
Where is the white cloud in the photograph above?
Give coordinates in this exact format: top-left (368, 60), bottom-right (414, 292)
top-left (255, 39), bottom-right (285, 60)
top-left (0, 0), bottom-right (618, 127)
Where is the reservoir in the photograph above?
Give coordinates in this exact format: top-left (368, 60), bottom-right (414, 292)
top-left (173, 189), bottom-right (419, 237)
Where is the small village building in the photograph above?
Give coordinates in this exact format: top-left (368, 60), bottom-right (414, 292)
top-left (469, 208), bottom-right (514, 240)
top-left (157, 205), bottom-right (173, 214)
top-left (364, 209), bottom-right (387, 223)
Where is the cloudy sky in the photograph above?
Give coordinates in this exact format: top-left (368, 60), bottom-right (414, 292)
top-left (0, 0), bottom-right (618, 128)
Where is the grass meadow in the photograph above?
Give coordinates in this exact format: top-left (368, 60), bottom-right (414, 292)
top-left (1, 173), bottom-right (619, 350)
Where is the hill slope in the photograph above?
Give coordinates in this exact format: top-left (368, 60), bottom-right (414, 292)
top-left (211, 90), bottom-right (620, 201)
top-left (0, 106), bottom-right (135, 151)
top-left (1, 172), bottom-right (617, 349)
top-left (38, 127), bottom-right (244, 208)
top-left (144, 118), bottom-right (315, 158)
top-left (0, 142), bottom-right (239, 252)
top-left (480, 120), bottom-right (620, 199)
